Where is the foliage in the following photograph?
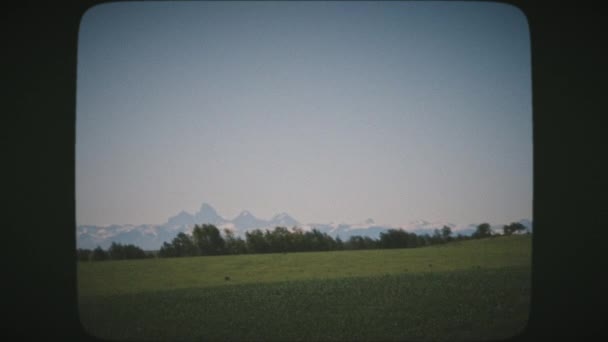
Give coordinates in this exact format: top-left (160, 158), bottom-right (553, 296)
top-left (158, 242), bottom-right (176, 258)
top-left (159, 232), bottom-right (197, 257)
top-left (441, 225), bottom-right (453, 241)
top-left (82, 221), bottom-right (531, 260)
top-left (245, 229), bottom-right (269, 253)
top-left (223, 229), bottom-right (247, 255)
top-left (472, 223), bottom-right (492, 239)
top-left (108, 242), bottom-right (147, 260)
top-left (192, 224), bottom-right (226, 255)
top-left (503, 222), bottom-right (527, 236)
top-left (379, 229), bottom-right (418, 249)
top-left (90, 246), bottom-right (108, 261)
top-left (345, 235), bottom-right (378, 250)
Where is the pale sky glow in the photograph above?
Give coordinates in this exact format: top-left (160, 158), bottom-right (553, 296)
top-left (76, 1), bottom-right (532, 226)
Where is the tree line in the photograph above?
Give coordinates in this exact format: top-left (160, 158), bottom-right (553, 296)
top-left (77, 222), bottom-right (528, 261)
top-left (77, 242), bottom-right (152, 262)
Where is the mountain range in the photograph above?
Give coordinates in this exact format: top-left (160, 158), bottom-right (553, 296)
top-left (76, 203), bottom-right (532, 250)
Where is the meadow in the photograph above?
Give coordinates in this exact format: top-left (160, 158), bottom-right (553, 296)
top-left (78, 235), bottom-right (531, 341)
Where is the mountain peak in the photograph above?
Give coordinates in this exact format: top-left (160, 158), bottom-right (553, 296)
top-left (238, 210), bottom-right (252, 217)
top-left (197, 203), bottom-right (219, 214)
top-left (232, 210), bottom-right (268, 231)
top-left (193, 202), bottom-right (224, 225)
top-left (166, 210), bottom-right (195, 226)
top-left (200, 202), bottom-right (214, 210)
top-left (272, 212), bottom-right (290, 220)
top-left (270, 212), bottom-right (299, 227)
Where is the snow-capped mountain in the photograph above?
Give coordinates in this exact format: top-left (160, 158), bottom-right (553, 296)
top-left (269, 212), bottom-right (299, 228)
top-left (194, 203), bottom-right (226, 226)
top-left (232, 210), bottom-right (269, 231)
top-left (76, 223), bottom-right (180, 250)
top-left (166, 211), bottom-right (195, 226)
top-left (76, 202), bottom-right (532, 250)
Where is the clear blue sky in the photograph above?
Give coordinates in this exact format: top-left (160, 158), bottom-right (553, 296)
top-left (76, 1), bottom-right (532, 226)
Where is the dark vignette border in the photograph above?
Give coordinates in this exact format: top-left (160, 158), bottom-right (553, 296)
top-left (4, 0), bottom-right (607, 341)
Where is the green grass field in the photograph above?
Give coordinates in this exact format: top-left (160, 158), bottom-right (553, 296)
top-left (78, 235), bottom-right (531, 341)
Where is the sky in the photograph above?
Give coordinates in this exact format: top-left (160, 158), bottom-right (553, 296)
top-left (76, 1), bottom-right (532, 227)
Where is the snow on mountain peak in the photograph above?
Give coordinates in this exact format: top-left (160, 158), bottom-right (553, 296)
top-left (269, 212), bottom-right (299, 227)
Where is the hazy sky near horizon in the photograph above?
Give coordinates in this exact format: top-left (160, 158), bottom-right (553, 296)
top-left (76, 1), bottom-right (532, 226)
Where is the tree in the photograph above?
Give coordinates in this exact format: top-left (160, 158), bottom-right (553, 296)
top-left (246, 229), bottom-right (269, 253)
top-left (362, 236), bottom-right (378, 249)
top-left (335, 236), bottom-right (344, 250)
top-left (473, 223), bottom-right (492, 239)
top-left (108, 242), bottom-right (125, 260)
top-left (307, 229), bottom-right (335, 251)
top-left (159, 241), bottom-right (176, 258)
top-left (503, 222), bottom-right (527, 236)
top-left (345, 236), bottom-right (362, 250)
top-left (380, 229), bottom-right (412, 249)
top-left (431, 229), bottom-right (443, 244)
top-left (267, 227), bottom-right (293, 253)
top-left (123, 244), bottom-right (146, 259)
top-left (417, 234), bottom-right (429, 247)
top-left (291, 227), bottom-right (307, 252)
top-left (192, 224), bottom-right (225, 255)
top-left (345, 235), bottom-right (376, 250)
top-left (91, 246), bottom-right (108, 261)
top-left (223, 229), bottom-right (247, 255)
top-left (172, 232), bottom-right (197, 257)
top-left (406, 231), bottom-right (419, 248)
top-left (441, 226), bottom-right (453, 241)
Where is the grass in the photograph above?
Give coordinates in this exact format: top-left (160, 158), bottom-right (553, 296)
top-left (78, 235), bottom-right (531, 341)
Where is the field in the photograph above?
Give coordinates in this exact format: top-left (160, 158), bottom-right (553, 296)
top-left (78, 235), bottom-right (531, 341)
